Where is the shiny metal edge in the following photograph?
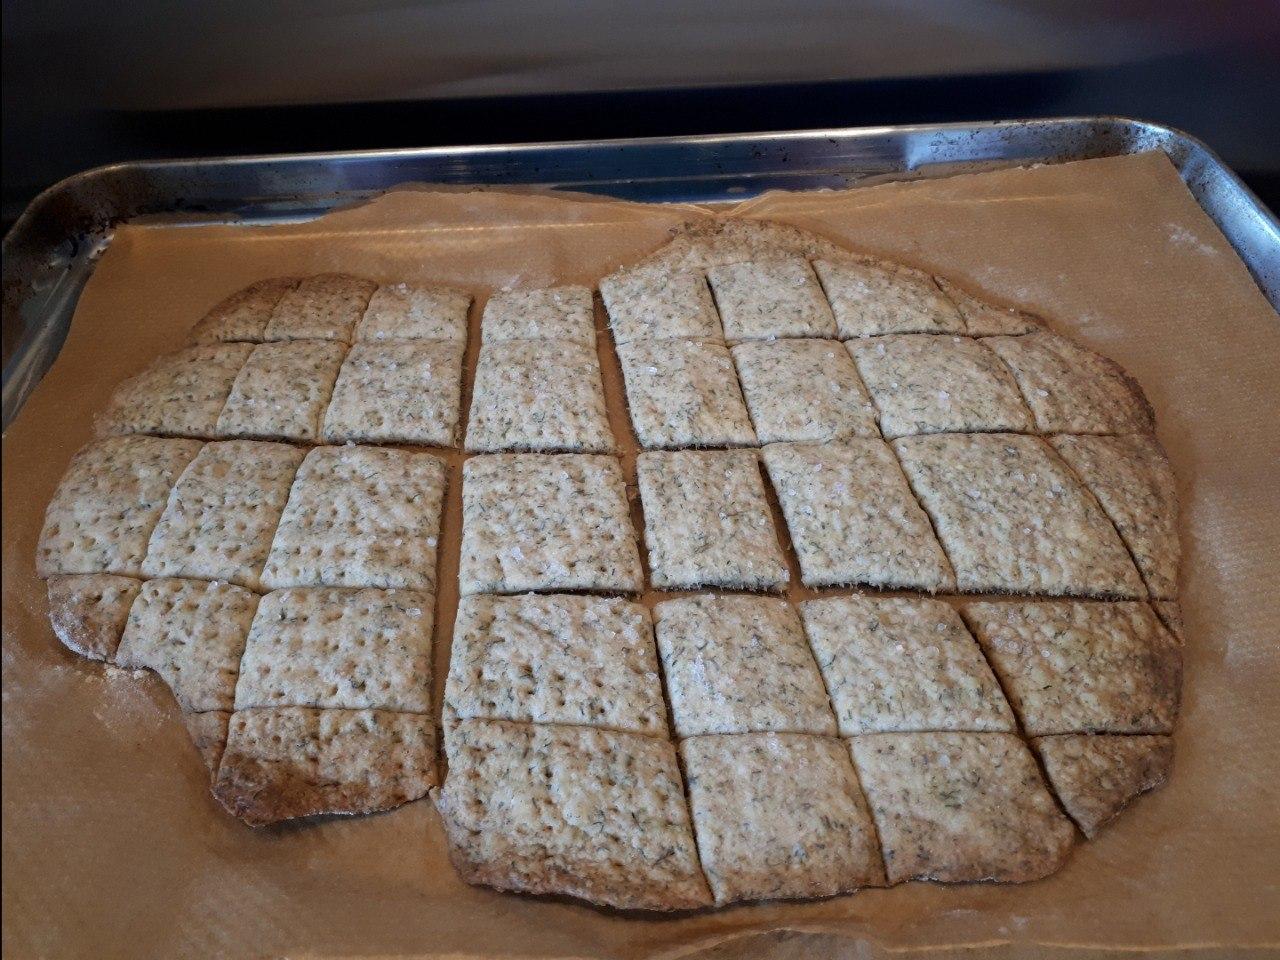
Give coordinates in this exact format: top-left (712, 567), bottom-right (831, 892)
top-left (4, 116), bottom-right (1277, 428)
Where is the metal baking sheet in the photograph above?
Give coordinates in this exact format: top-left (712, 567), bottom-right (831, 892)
top-left (3, 115), bottom-right (1277, 428)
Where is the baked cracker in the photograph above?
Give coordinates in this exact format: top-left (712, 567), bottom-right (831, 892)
top-left (213, 707), bottom-right (437, 825)
top-left (354, 281), bottom-right (471, 342)
top-left (799, 595), bottom-right (1015, 735)
top-left (934, 278), bottom-right (1042, 336)
top-left (1033, 734), bottom-right (1174, 837)
top-left (705, 258), bottom-right (837, 340)
top-left (445, 594), bottom-right (666, 736)
top-left (46, 574), bottom-right (142, 662)
top-left (849, 732), bottom-right (1075, 884)
top-left (215, 339), bottom-right (347, 442)
top-left (262, 273), bottom-right (376, 342)
top-left (761, 440), bottom-right (955, 591)
top-left (894, 433), bottom-right (1146, 598)
top-left (600, 266), bottom-right (723, 343)
top-left (261, 445), bottom-right (447, 592)
top-left (187, 278), bottom-right (299, 344)
top-left (436, 719), bottom-right (711, 910)
top-left (115, 578), bottom-right (259, 712)
top-left (37, 435), bottom-right (203, 578)
top-left (681, 733), bottom-right (885, 904)
top-left (458, 453), bottom-right (642, 595)
top-left (654, 594), bottom-right (833, 736)
top-left (141, 440), bottom-right (305, 589)
top-left (960, 600), bottom-right (1181, 736)
top-left (812, 258), bottom-right (964, 338)
top-left (482, 285), bottom-right (595, 347)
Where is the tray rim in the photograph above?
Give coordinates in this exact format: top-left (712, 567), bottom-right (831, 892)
top-left (4, 114), bottom-right (1277, 428)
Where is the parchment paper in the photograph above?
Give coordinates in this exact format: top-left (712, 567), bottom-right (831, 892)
top-left (4, 151), bottom-right (1278, 959)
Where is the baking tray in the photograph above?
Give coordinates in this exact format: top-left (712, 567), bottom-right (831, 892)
top-left (3, 115), bottom-right (1277, 429)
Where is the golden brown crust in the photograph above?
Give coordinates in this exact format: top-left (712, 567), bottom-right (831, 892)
top-left (1033, 734), bottom-right (1173, 837)
top-left (45, 575), bottom-right (141, 661)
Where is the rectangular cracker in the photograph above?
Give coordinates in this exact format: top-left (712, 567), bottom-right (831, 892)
top-left (213, 708), bottom-right (437, 825)
top-left (95, 343), bottom-right (253, 439)
top-left (321, 340), bottom-right (465, 447)
top-left (1033, 734), bottom-right (1174, 837)
top-left (188, 278), bottom-right (299, 344)
top-left (812, 258), bottom-right (965, 338)
top-left (262, 273), bottom-right (376, 342)
top-left (436, 719), bottom-right (711, 910)
top-left (934, 277), bottom-right (1042, 336)
top-left (731, 339), bottom-right (879, 443)
top-left (482, 285), bottom-right (596, 347)
top-left (799, 595), bottom-right (1015, 735)
top-left (984, 330), bottom-right (1155, 434)
top-left (115, 578), bottom-right (259, 712)
top-left (46, 574), bottom-right (141, 662)
top-left (617, 338), bottom-right (756, 449)
top-left (215, 339), bottom-right (347, 442)
top-left (445, 594), bottom-right (666, 736)
top-left (1050, 434), bottom-right (1180, 599)
top-left (705, 258), bottom-right (837, 340)
top-left (465, 339), bottom-right (614, 453)
top-left (235, 587), bottom-right (434, 712)
top-left (847, 335), bottom-right (1033, 438)
top-left (354, 281), bottom-right (471, 342)
top-left (37, 435), bottom-right (203, 578)
top-left (183, 710), bottom-right (231, 776)
top-left (681, 733), bottom-right (884, 904)
top-left (141, 440), bottom-right (305, 589)
top-left (849, 732), bottom-right (1075, 884)
top-left (637, 449), bottom-right (788, 591)
top-left (654, 594), bottom-right (833, 736)
top-left (893, 433), bottom-right (1146, 597)
top-left (261, 446), bottom-right (446, 592)
top-left (760, 441), bottom-right (955, 591)
top-left (600, 266), bottom-right (723, 343)
top-left (960, 600), bottom-right (1182, 735)
top-left (458, 453), bottom-right (641, 595)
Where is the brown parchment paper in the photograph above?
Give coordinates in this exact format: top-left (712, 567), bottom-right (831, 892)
top-left (4, 152), bottom-right (1279, 959)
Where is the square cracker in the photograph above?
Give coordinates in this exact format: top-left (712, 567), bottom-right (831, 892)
top-left (800, 595), bottom-right (1015, 735)
top-left (934, 278), bottom-right (1041, 336)
top-left (637, 449), bottom-right (788, 590)
top-left (321, 340), bottom-right (465, 447)
top-left (849, 732), bottom-right (1075, 884)
top-left (235, 587), bottom-right (434, 712)
top-left (261, 446), bottom-right (447, 592)
top-left (354, 281), bottom-right (471, 342)
top-left (984, 330), bottom-right (1154, 434)
top-left (188, 278), bottom-right (299, 344)
top-left (812, 258), bottom-right (965, 338)
top-left (731, 339), bottom-right (879, 443)
top-left (960, 600), bottom-right (1181, 735)
top-left (115, 578), bottom-right (259, 712)
top-left (215, 339), bottom-right (347, 442)
top-left (446, 594), bottom-right (666, 736)
top-left (141, 440), bottom-right (305, 589)
top-left (618, 338), bottom-right (756, 449)
top-left (681, 733), bottom-right (884, 904)
top-left (95, 343), bottom-right (253, 439)
top-left (262, 273), bottom-right (376, 342)
top-left (46, 574), bottom-right (141, 662)
top-left (1033, 734), bottom-right (1174, 837)
top-left (1050, 434), bottom-right (1180, 599)
top-left (183, 710), bottom-right (231, 776)
top-left (654, 594), bottom-right (832, 736)
top-left (37, 435), bottom-right (203, 578)
top-left (847, 334), bottom-right (1033, 438)
top-left (705, 258), bottom-right (837, 340)
top-left (213, 708), bottom-right (437, 825)
top-left (436, 719), bottom-right (711, 910)
top-left (482, 285), bottom-right (595, 347)
top-left (465, 339), bottom-right (614, 453)
top-left (600, 266), bottom-right (723, 343)
top-left (760, 441), bottom-right (954, 591)
top-left (894, 433), bottom-right (1146, 597)
top-left (458, 453), bottom-right (641, 595)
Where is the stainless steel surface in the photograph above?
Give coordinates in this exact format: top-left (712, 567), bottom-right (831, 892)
top-left (4, 116), bottom-right (1277, 428)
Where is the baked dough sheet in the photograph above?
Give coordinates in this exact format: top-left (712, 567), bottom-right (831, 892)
top-left (4, 153), bottom-right (1279, 958)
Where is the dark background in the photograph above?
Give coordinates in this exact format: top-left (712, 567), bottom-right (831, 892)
top-left (4, 1), bottom-right (1279, 232)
